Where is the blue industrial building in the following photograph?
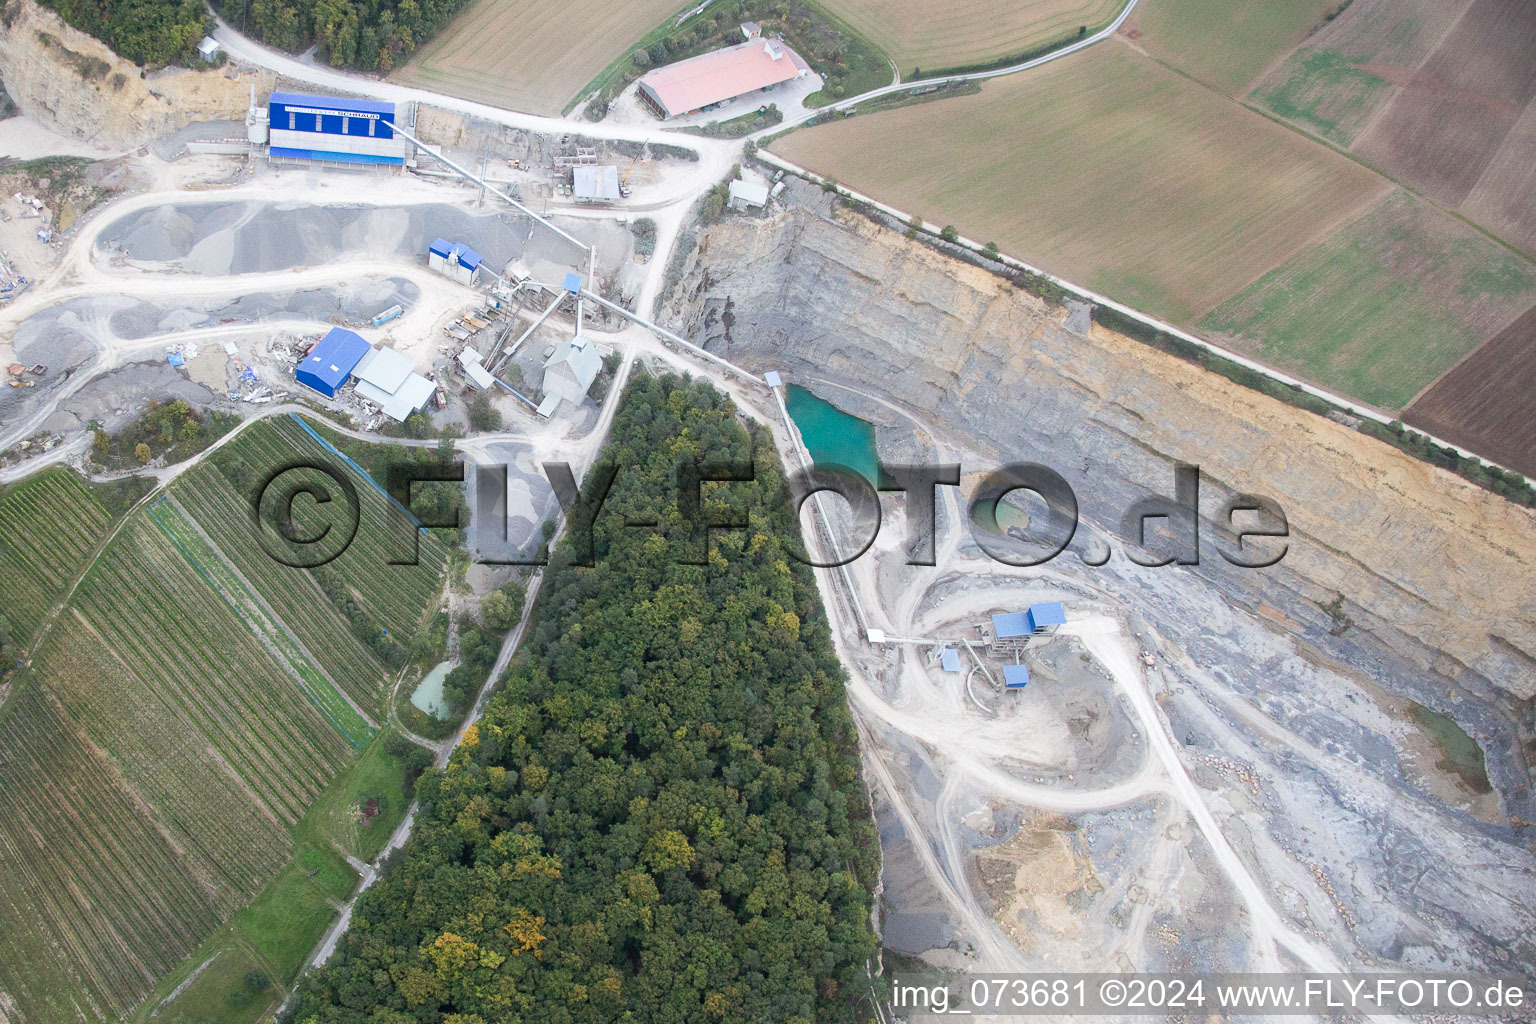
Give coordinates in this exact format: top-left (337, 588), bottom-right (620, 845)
top-left (992, 602), bottom-right (1068, 640)
top-left (429, 238), bottom-right (482, 286)
top-left (939, 648), bottom-right (961, 673)
top-left (1027, 601), bottom-right (1066, 633)
top-left (296, 327), bottom-right (370, 397)
top-left (268, 91), bottom-right (407, 166)
top-left (1003, 665), bottom-right (1030, 689)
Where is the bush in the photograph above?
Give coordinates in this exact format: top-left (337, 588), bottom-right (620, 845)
top-left (940, 225), bottom-right (959, 243)
top-left (466, 391), bottom-right (502, 432)
top-left (632, 49), bottom-right (650, 68)
top-left (479, 580), bottom-right (526, 631)
top-left (243, 971), bottom-right (269, 993)
top-left (631, 217), bottom-right (658, 258)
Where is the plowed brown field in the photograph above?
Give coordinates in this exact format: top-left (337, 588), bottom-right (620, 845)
top-left (1405, 304), bottom-right (1536, 477)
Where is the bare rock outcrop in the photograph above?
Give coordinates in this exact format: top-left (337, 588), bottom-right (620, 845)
top-left (0, 0), bottom-right (270, 147)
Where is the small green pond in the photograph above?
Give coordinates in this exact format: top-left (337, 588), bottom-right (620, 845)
top-left (410, 661), bottom-right (454, 720)
top-left (1408, 701), bottom-right (1491, 794)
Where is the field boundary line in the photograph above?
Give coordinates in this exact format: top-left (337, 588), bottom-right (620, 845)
top-left (754, 148), bottom-right (1534, 485)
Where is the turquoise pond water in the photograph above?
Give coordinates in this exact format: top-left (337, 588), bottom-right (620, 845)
top-left (784, 384), bottom-right (881, 486)
top-left (410, 661), bottom-right (453, 720)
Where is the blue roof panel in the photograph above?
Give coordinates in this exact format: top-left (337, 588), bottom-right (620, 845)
top-left (1003, 664), bottom-right (1030, 688)
top-left (992, 611), bottom-right (1031, 638)
top-left (563, 272), bottom-right (584, 293)
top-left (939, 648), bottom-right (961, 673)
top-left (456, 245), bottom-right (481, 270)
top-left (1028, 601), bottom-right (1066, 630)
top-left (269, 91), bottom-right (395, 116)
top-left (429, 238), bottom-right (453, 257)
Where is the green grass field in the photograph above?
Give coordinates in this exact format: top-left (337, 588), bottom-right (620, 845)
top-left (774, 41), bottom-right (1387, 322)
top-left (1131, 0), bottom-right (1345, 96)
top-left (234, 844), bottom-right (357, 981)
top-left (1202, 190), bottom-right (1536, 408)
top-left (138, 940), bottom-right (279, 1024)
top-left (302, 732), bottom-right (414, 862)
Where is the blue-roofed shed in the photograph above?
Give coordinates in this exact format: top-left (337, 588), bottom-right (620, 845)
top-left (429, 238), bottom-right (453, 259)
top-left (940, 648), bottom-right (961, 673)
top-left (296, 327), bottom-right (369, 397)
top-left (1003, 664), bottom-right (1030, 688)
top-left (454, 244), bottom-right (481, 272)
top-left (1027, 601), bottom-right (1066, 632)
top-left (992, 611), bottom-right (1031, 638)
top-left (563, 272), bottom-right (584, 294)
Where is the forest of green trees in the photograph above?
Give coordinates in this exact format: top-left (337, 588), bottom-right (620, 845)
top-left (208, 0), bottom-right (473, 71)
top-left (290, 373), bottom-right (881, 1023)
top-left (30, 0), bottom-right (210, 68)
top-left (24, 0), bottom-right (471, 71)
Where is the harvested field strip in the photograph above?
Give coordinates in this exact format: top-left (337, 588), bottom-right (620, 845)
top-left (1249, 0), bottom-right (1471, 146)
top-left (0, 684), bottom-right (232, 1020)
top-left (825, 0), bottom-right (1123, 76)
top-left (772, 41), bottom-right (1388, 322)
top-left (1129, 0), bottom-right (1343, 96)
top-left (1201, 190), bottom-right (1536, 409)
top-left (1461, 100), bottom-right (1536, 256)
top-left (1405, 303), bottom-right (1536, 478)
top-left (145, 497), bottom-right (375, 748)
top-left (174, 464), bottom-right (391, 715)
top-left (0, 468), bottom-right (111, 643)
top-left (1352, 0), bottom-right (1536, 206)
top-left (392, 0), bottom-right (684, 115)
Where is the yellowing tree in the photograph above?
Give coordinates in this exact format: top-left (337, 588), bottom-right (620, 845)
top-left (644, 829), bottom-right (695, 873)
top-left (503, 908), bottom-right (547, 957)
top-left (427, 932), bottom-right (482, 982)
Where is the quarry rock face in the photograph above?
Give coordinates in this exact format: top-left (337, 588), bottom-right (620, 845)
top-left (0, 0), bottom-right (270, 147)
top-left (664, 189), bottom-right (1536, 820)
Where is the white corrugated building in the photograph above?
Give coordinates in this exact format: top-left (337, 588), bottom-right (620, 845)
top-left (353, 346), bottom-right (436, 421)
top-left (572, 166), bottom-right (621, 203)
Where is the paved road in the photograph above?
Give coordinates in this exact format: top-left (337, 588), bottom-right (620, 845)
top-left (765, 0), bottom-right (1140, 135)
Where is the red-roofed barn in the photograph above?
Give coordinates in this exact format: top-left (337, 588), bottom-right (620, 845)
top-left (638, 38), bottom-right (810, 119)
